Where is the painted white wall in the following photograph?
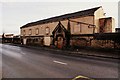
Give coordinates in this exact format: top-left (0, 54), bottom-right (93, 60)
top-left (44, 37), bottom-right (51, 46)
top-left (94, 7), bottom-right (105, 33)
top-left (23, 38), bottom-right (27, 45)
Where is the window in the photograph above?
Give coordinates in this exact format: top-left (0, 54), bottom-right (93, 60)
top-left (23, 30), bottom-right (26, 35)
top-left (29, 29), bottom-right (32, 35)
top-left (45, 27), bottom-right (50, 35)
top-left (35, 28), bottom-right (39, 35)
top-left (74, 23), bottom-right (81, 33)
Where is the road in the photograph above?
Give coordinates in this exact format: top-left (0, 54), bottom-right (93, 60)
top-left (1, 44), bottom-right (119, 78)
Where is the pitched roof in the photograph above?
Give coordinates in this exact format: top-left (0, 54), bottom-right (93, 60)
top-left (21, 6), bottom-right (101, 29)
top-left (52, 21), bottom-right (68, 34)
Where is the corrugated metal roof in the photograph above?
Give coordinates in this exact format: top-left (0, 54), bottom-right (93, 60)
top-left (20, 6), bottom-right (101, 29)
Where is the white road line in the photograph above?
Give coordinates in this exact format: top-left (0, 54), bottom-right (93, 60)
top-left (53, 60), bottom-right (67, 65)
top-left (21, 52), bottom-right (26, 55)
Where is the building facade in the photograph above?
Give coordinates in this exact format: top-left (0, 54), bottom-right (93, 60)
top-left (20, 6), bottom-right (115, 48)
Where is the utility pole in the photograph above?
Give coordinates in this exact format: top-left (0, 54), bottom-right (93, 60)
top-left (66, 19), bottom-right (71, 47)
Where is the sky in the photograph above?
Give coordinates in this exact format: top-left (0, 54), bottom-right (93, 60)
top-left (0, 0), bottom-right (119, 35)
top-left (118, 1), bottom-right (120, 28)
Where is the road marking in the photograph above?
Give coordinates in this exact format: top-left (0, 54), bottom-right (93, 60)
top-left (72, 75), bottom-right (93, 80)
top-left (53, 60), bottom-right (67, 65)
top-left (72, 75), bottom-right (94, 80)
top-left (21, 52), bottom-right (26, 55)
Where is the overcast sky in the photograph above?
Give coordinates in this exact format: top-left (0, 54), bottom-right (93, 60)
top-left (0, 0), bottom-right (119, 35)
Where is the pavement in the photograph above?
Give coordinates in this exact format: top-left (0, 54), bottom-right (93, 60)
top-left (1, 44), bottom-right (119, 79)
top-left (12, 43), bottom-right (120, 59)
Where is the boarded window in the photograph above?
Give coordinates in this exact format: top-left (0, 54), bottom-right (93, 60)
top-left (23, 30), bottom-right (26, 35)
top-left (74, 23), bottom-right (81, 33)
top-left (99, 18), bottom-right (112, 33)
top-left (29, 29), bottom-right (32, 35)
top-left (36, 28), bottom-right (39, 35)
top-left (45, 27), bottom-right (50, 35)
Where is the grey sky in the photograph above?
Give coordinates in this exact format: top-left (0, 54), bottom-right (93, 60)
top-left (0, 1), bottom-right (119, 35)
top-left (118, 1), bottom-right (120, 28)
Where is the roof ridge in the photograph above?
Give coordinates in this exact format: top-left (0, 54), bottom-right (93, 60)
top-left (21, 6), bottom-right (101, 28)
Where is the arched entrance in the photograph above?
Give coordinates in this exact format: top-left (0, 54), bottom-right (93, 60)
top-left (57, 36), bottom-right (64, 49)
top-left (52, 21), bottom-right (69, 49)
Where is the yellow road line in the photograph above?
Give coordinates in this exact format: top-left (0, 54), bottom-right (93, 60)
top-left (72, 75), bottom-right (94, 80)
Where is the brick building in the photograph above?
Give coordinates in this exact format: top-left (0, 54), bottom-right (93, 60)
top-left (20, 6), bottom-right (115, 48)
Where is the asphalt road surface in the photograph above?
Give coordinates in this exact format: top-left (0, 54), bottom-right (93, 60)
top-left (1, 44), bottom-right (119, 78)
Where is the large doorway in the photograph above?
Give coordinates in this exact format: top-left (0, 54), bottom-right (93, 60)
top-left (52, 21), bottom-right (68, 49)
top-left (57, 36), bottom-right (64, 49)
